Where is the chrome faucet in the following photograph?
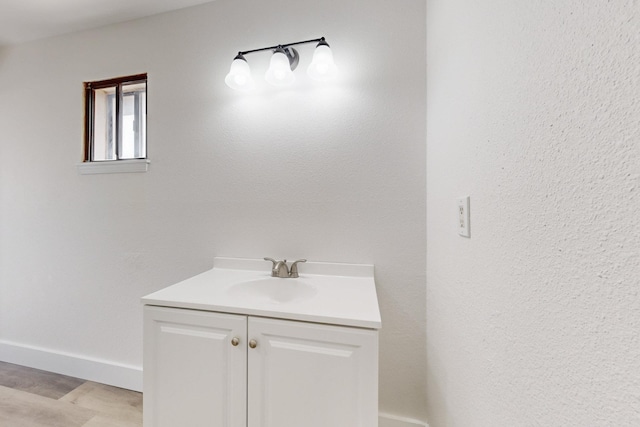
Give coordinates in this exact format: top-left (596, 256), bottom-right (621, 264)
top-left (264, 258), bottom-right (307, 278)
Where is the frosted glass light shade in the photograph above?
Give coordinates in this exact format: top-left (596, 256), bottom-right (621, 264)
top-left (307, 44), bottom-right (337, 81)
top-left (225, 57), bottom-right (255, 91)
top-left (265, 51), bottom-right (295, 86)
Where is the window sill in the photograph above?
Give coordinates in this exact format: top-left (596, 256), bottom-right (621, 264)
top-left (76, 159), bottom-right (150, 175)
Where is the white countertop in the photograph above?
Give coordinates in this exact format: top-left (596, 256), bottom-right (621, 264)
top-left (141, 257), bottom-right (382, 329)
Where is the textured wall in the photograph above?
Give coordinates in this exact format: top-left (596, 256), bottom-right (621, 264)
top-left (0, 0), bottom-right (427, 421)
top-left (427, 1), bottom-right (640, 426)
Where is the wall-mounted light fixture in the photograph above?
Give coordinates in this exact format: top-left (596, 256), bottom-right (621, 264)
top-left (225, 37), bottom-right (337, 91)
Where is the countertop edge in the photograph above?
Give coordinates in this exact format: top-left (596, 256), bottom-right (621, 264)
top-left (141, 298), bottom-right (382, 330)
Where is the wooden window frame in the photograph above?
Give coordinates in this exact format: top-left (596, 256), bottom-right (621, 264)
top-left (84, 73), bottom-right (148, 162)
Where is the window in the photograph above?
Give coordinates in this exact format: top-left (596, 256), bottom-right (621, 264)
top-left (84, 74), bottom-right (147, 162)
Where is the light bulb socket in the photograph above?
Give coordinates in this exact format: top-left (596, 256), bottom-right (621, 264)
top-left (233, 53), bottom-right (247, 62)
top-left (316, 39), bottom-right (330, 48)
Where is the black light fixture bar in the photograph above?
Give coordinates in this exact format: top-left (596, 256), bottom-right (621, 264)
top-left (237, 37), bottom-right (326, 56)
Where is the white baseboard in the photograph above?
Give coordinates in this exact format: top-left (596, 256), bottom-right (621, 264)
top-left (379, 413), bottom-right (429, 427)
top-left (0, 340), bottom-right (142, 392)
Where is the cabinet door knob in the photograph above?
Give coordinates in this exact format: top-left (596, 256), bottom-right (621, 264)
top-left (231, 337), bottom-right (240, 347)
top-left (249, 339), bottom-right (258, 349)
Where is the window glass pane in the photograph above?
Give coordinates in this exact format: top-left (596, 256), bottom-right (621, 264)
top-left (119, 82), bottom-right (146, 159)
top-left (92, 87), bottom-right (116, 161)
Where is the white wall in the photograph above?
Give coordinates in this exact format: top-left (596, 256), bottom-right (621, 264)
top-left (427, 1), bottom-right (640, 426)
top-left (0, 0), bottom-right (427, 421)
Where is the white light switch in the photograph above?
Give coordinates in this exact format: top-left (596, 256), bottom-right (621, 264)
top-left (457, 196), bottom-right (470, 237)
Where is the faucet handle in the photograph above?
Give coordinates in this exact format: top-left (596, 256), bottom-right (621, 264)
top-left (289, 259), bottom-right (307, 278)
top-left (264, 257), bottom-right (278, 274)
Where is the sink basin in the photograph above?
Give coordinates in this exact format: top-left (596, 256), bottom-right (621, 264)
top-left (226, 277), bottom-right (318, 304)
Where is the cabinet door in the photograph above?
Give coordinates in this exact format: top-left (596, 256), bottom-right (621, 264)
top-left (247, 317), bottom-right (378, 427)
top-left (144, 306), bottom-right (247, 427)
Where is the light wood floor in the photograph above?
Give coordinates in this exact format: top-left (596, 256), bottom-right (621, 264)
top-left (0, 361), bottom-right (142, 427)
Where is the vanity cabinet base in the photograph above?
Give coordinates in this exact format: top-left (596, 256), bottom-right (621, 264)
top-left (144, 306), bottom-right (378, 427)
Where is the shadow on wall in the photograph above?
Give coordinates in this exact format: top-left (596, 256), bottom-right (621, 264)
top-left (0, 47), bottom-right (8, 68)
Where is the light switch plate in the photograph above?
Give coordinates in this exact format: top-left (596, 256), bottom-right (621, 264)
top-left (457, 196), bottom-right (470, 237)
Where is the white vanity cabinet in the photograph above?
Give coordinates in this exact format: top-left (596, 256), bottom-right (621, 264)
top-left (144, 305), bottom-right (379, 427)
top-left (142, 258), bottom-right (382, 427)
